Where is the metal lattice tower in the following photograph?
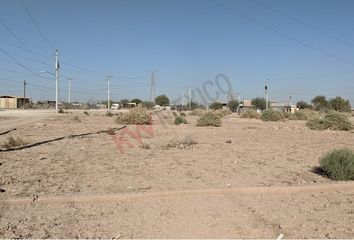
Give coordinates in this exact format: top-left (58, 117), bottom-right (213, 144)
top-left (149, 71), bottom-right (156, 104)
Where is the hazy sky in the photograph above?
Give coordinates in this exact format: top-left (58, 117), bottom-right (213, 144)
top-left (1, 0), bottom-right (354, 105)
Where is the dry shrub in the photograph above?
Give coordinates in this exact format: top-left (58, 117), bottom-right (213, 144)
top-left (115, 106), bottom-right (151, 125)
top-left (1, 136), bottom-right (25, 148)
top-left (284, 112), bottom-right (298, 120)
top-left (241, 109), bottom-right (260, 119)
top-left (320, 148), bottom-right (354, 180)
top-left (73, 116), bottom-right (81, 122)
top-left (162, 136), bottom-right (197, 150)
top-left (190, 109), bottom-right (205, 116)
top-left (83, 111), bottom-right (89, 116)
top-left (214, 109), bottom-right (231, 118)
top-left (105, 111), bottom-right (114, 117)
top-left (306, 111), bottom-right (353, 131)
top-left (295, 109), bottom-right (317, 120)
top-left (180, 112), bottom-right (186, 117)
top-left (261, 109), bottom-right (284, 122)
top-left (197, 112), bottom-right (222, 127)
top-left (139, 142), bottom-right (151, 150)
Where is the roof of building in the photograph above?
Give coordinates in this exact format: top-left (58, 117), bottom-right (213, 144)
top-left (0, 95), bottom-right (29, 99)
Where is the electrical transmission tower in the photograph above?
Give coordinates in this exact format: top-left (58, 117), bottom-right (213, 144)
top-left (149, 71), bottom-right (156, 104)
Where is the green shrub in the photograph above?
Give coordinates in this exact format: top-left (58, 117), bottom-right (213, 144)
top-left (306, 111), bottom-right (353, 131)
top-left (115, 106), bottom-right (151, 125)
top-left (241, 109), bottom-right (260, 119)
top-left (105, 111), bottom-right (113, 117)
top-left (295, 109), bottom-right (317, 120)
top-left (261, 109), bottom-right (284, 122)
top-left (197, 112), bottom-right (222, 127)
top-left (320, 148), bottom-right (354, 180)
top-left (174, 116), bottom-right (187, 125)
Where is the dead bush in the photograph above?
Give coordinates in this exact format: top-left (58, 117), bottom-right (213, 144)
top-left (115, 106), bottom-right (151, 125)
top-left (284, 112), bottom-right (298, 120)
top-left (1, 136), bottom-right (26, 148)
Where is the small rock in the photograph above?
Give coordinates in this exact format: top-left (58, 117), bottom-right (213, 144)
top-left (226, 140), bottom-right (232, 143)
top-left (0, 188), bottom-right (5, 193)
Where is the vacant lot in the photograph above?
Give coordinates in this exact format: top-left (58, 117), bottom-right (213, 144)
top-left (1, 109), bottom-right (354, 238)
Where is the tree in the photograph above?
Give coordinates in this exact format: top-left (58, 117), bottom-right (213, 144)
top-left (227, 100), bottom-right (239, 112)
top-left (296, 101), bottom-right (312, 109)
top-left (251, 97), bottom-right (267, 110)
top-left (209, 102), bottom-right (223, 110)
top-left (311, 95), bottom-right (328, 111)
top-left (130, 98), bottom-right (142, 105)
top-left (155, 95), bottom-right (170, 106)
top-left (329, 96), bottom-right (351, 112)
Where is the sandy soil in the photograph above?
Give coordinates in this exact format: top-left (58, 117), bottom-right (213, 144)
top-left (0, 109), bottom-right (354, 238)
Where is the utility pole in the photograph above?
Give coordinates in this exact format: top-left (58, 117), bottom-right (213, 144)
top-left (67, 77), bottom-right (72, 104)
top-left (149, 71), bottom-right (156, 104)
top-left (188, 88), bottom-right (191, 111)
top-left (55, 49), bottom-right (60, 113)
top-left (265, 79), bottom-right (269, 110)
top-left (106, 76), bottom-right (111, 110)
top-left (23, 80), bottom-right (26, 99)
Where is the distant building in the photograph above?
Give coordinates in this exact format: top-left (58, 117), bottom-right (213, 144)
top-left (0, 96), bottom-right (29, 109)
top-left (271, 102), bottom-right (299, 114)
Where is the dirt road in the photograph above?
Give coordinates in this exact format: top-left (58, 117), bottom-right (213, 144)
top-left (1, 110), bottom-right (353, 238)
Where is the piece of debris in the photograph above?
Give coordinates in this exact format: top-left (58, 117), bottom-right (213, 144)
top-left (226, 140), bottom-right (232, 143)
top-left (32, 194), bottom-right (39, 203)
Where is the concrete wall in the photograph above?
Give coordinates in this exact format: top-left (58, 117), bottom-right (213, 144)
top-left (0, 98), bottom-right (17, 109)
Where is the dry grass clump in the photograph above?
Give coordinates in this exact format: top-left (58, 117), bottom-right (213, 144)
top-left (180, 112), bottom-right (186, 117)
top-left (319, 148), bottom-right (354, 180)
top-left (261, 109), bottom-right (285, 122)
top-left (197, 112), bottom-right (222, 127)
top-left (83, 111), bottom-right (89, 116)
top-left (115, 106), bottom-right (152, 125)
top-left (174, 116), bottom-right (187, 125)
top-left (1, 136), bottom-right (26, 149)
top-left (162, 136), bottom-right (197, 150)
top-left (306, 111), bottom-right (353, 131)
top-left (241, 109), bottom-right (261, 119)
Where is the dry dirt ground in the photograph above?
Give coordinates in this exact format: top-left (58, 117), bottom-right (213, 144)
top-left (1, 109), bottom-right (354, 238)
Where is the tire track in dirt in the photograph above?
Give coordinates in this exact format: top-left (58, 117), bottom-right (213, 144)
top-left (2, 182), bottom-right (354, 205)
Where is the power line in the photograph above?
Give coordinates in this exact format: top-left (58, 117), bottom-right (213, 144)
top-left (0, 46), bottom-right (50, 79)
top-left (251, 0), bottom-right (354, 50)
top-left (0, 18), bottom-right (50, 67)
top-left (210, 0), bottom-right (354, 68)
top-left (20, 0), bottom-right (55, 50)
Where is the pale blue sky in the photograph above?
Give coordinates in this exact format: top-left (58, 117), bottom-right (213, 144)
top-left (1, 0), bottom-right (354, 105)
